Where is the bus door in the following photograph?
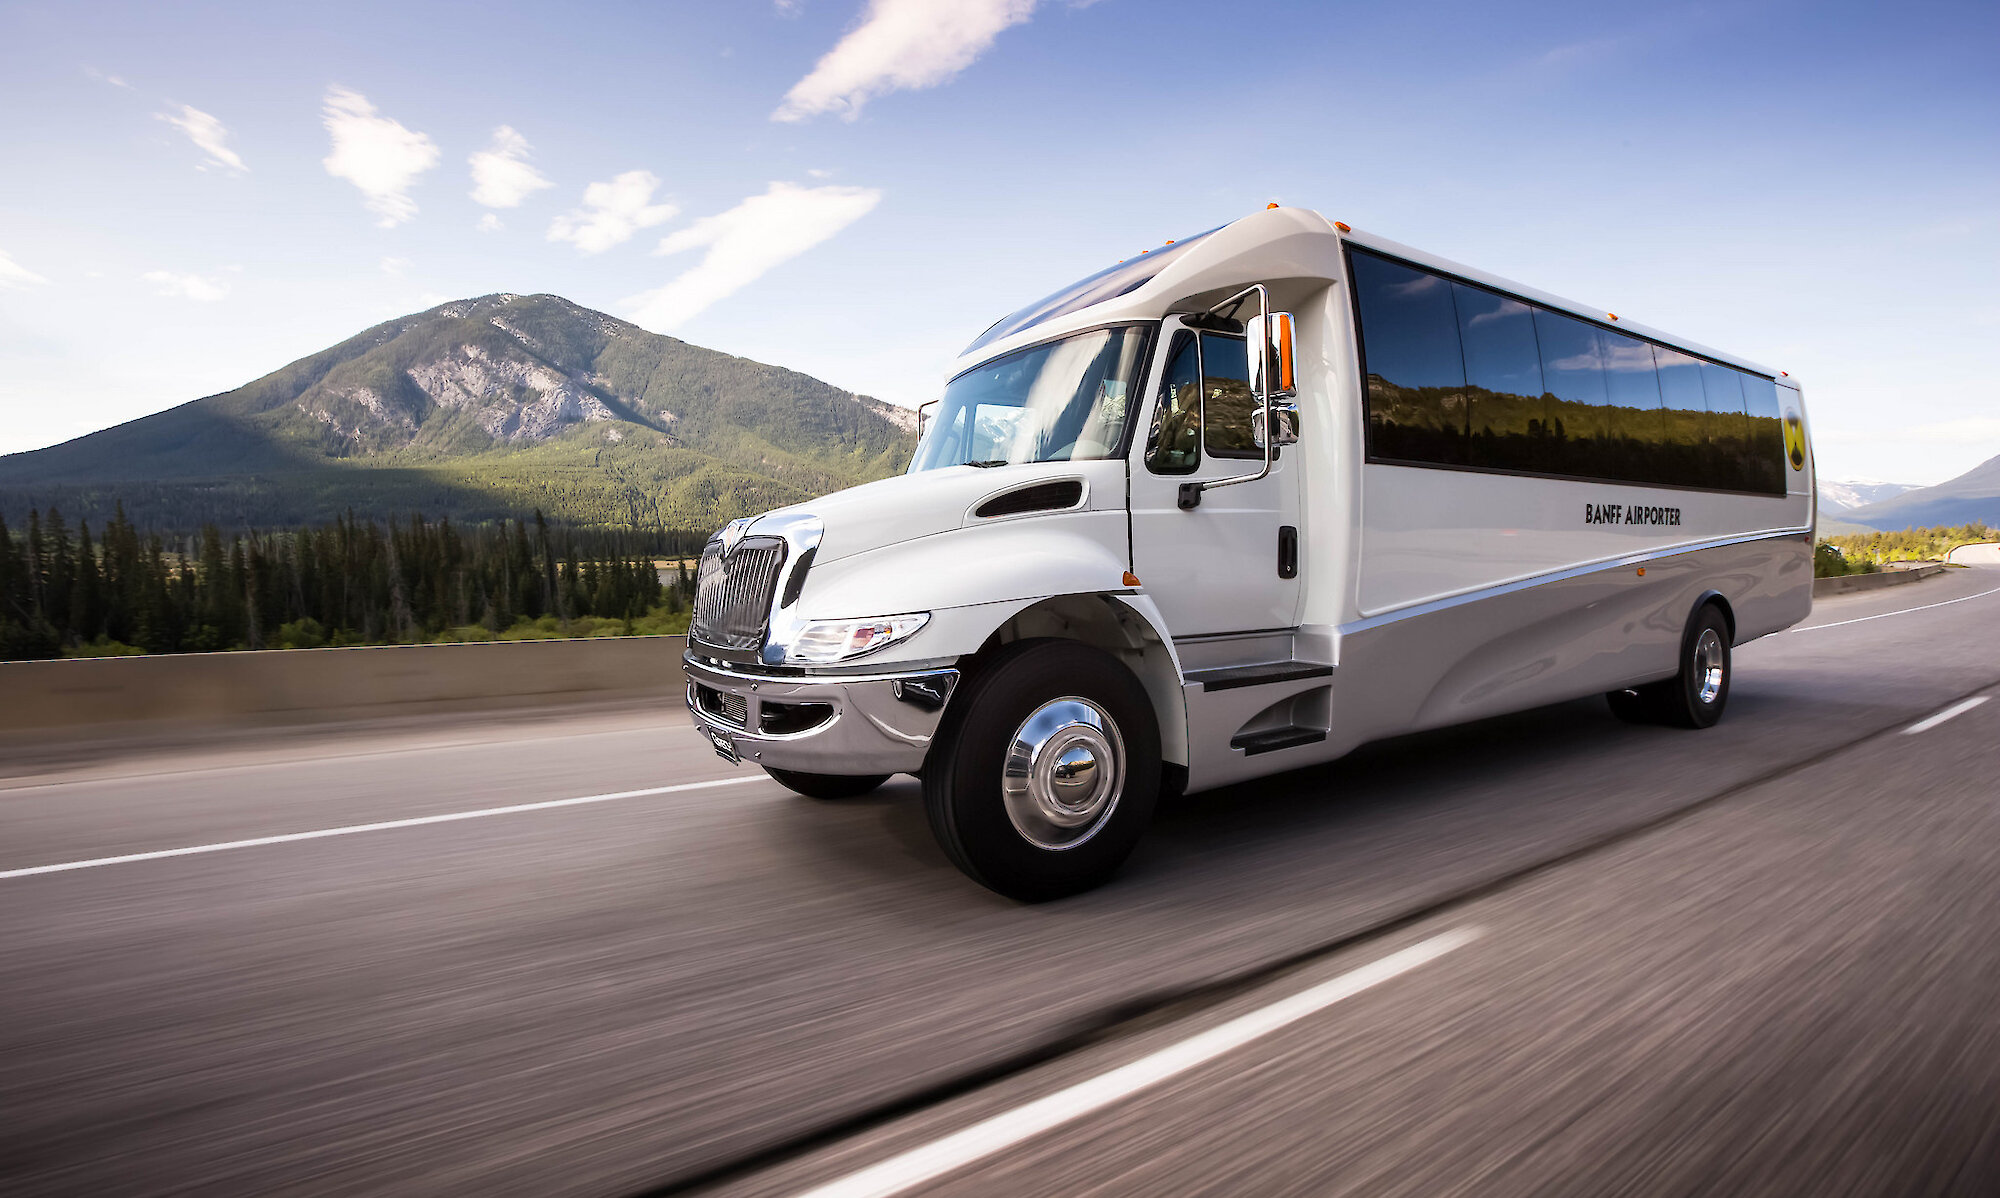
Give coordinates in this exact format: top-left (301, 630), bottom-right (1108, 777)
top-left (1128, 317), bottom-right (1303, 637)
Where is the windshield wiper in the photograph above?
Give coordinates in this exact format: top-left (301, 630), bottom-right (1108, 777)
top-left (965, 460), bottom-right (1010, 468)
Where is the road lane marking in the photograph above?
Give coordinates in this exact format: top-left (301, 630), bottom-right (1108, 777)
top-left (0, 776), bottom-right (765, 880)
top-left (787, 927), bottom-right (1481, 1198)
top-left (1789, 584), bottom-right (2000, 633)
top-left (1903, 696), bottom-right (1989, 735)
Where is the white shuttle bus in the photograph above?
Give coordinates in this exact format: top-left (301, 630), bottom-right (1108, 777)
top-left (684, 206), bottom-right (1816, 900)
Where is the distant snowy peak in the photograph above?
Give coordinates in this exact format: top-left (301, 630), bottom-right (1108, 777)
top-left (1818, 478), bottom-right (1919, 515)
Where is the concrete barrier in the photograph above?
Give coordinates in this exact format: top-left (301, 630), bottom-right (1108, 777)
top-left (0, 635), bottom-right (688, 737)
top-left (1812, 564), bottom-right (1947, 597)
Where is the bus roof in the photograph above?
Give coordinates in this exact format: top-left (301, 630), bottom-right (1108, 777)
top-left (951, 207), bottom-right (1787, 384)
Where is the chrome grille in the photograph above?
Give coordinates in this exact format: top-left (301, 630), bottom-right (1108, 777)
top-left (691, 537), bottom-right (787, 651)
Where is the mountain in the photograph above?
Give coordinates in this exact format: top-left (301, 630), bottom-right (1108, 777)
top-left (1817, 477), bottom-right (1918, 517)
top-left (1840, 454), bottom-right (2000, 530)
top-left (0, 294), bottom-right (917, 535)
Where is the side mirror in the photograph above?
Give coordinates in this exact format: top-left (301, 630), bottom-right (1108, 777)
top-left (1252, 400), bottom-right (1299, 449)
top-left (1246, 312), bottom-right (1296, 400)
top-left (1247, 311), bottom-right (1300, 448)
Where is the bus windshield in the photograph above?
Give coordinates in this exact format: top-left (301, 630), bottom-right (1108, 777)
top-left (910, 326), bottom-right (1152, 473)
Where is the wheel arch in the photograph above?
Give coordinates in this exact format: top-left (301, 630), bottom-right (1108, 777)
top-left (1690, 589), bottom-right (1737, 644)
top-left (954, 592), bottom-right (1189, 767)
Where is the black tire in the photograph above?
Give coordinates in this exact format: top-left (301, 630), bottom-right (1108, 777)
top-left (1649, 603), bottom-right (1732, 728)
top-left (764, 767), bottom-right (891, 800)
top-left (1605, 604), bottom-right (1733, 728)
top-left (924, 639), bottom-right (1161, 902)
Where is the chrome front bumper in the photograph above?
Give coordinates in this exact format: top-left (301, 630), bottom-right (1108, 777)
top-left (682, 654), bottom-right (960, 775)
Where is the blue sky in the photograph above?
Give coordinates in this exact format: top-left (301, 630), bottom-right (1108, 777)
top-left (0, 0), bottom-right (1994, 484)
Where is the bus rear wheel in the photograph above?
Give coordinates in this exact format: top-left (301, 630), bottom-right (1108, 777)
top-left (1606, 603), bottom-right (1732, 729)
top-left (923, 640), bottom-right (1160, 902)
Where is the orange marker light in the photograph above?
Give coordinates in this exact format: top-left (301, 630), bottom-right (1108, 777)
top-left (1607, 313), bottom-right (1619, 321)
top-left (1123, 571), bottom-right (1142, 588)
top-left (1164, 240), bottom-right (1175, 245)
top-left (1636, 567), bottom-right (1646, 577)
top-left (1267, 202), bottom-right (1279, 209)
top-left (1334, 221), bottom-right (1351, 232)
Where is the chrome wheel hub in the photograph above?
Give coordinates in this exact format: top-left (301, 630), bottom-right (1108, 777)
top-left (1694, 627), bottom-right (1726, 705)
top-left (1002, 698), bottom-right (1125, 851)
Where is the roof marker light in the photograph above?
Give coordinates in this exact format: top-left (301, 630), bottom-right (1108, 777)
top-left (1164, 240), bottom-right (1175, 245)
top-left (1607, 313), bottom-right (1619, 321)
top-left (1334, 221), bottom-right (1351, 232)
top-left (1267, 202), bottom-right (1280, 209)
top-left (1781, 371), bottom-right (1789, 377)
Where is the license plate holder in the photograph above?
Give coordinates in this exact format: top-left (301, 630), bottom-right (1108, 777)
top-left (701, 724), bottom-right (741, 764)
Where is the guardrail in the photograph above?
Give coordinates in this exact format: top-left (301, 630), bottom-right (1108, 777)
top-left (1812, 564), bottom-right (1947, 597)
top-left (0, 635), bottom-right (689, 738)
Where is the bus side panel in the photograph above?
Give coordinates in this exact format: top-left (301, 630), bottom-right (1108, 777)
top-left (1332, 533), bottom-right (1811, 744)
top-left (1355, 465), bottom-right (1809, 616)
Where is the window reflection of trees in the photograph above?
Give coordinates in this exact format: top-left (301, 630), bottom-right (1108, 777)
top-left (1350, 246), bottom-right (1787, 495)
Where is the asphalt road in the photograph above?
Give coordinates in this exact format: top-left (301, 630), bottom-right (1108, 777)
top-left (5, 568), bottom-right (2000, 1196)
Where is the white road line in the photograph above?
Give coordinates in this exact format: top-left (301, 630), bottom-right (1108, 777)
top-left (0, 776), bottom-right (764, 881)
top-left (1790, 584), bottom-right (2000, 633)
top-left (1903, 696), bottom-right (1990, 735)
top-left (789, 927), bottom-right (1481, 1198)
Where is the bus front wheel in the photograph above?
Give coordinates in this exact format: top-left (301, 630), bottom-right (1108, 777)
top-left (923, 639), bottom-right (1160, 902)
top-left (764, 768), bottom-right (891, 800)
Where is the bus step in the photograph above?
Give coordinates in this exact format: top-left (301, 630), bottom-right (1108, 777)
top-left (1230, 726), bottom-right (1328, 756)
top-left (1187, 662), bottom-right (1332, 692)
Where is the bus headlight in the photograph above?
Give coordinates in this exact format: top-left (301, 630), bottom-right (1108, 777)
top-left (788, 613), bottom-right (930, 664)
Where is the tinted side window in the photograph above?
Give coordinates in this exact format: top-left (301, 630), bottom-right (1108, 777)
top-left (1351, 249), bottom-right (1467, 465)
top-left (1738, 373), bottom-right (1787, 495)
top-left (1533, 309), bottom-right (1610, 477)
top-left (1600, 331), bottom-right (1666, 485)
top-left (1653, 347), bottom-right (1710, 488)
top-left (1456, 285), bottom-right (1545, 472)
top-left (1700, 362), bottom-right (1749, 490)
top-left (1200, 333), bottom-right (1259, 457)
top-left (1144, 332), bottom-right (1201, 474)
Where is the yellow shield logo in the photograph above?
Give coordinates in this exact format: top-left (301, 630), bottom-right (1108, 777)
top-left (1782, 409), bottom-right (1806, 471)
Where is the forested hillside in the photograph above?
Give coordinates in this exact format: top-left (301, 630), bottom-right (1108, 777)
top-left (0, 293), bottom-right (917, 536)
top-left (0, 504), bottom-right (691, 660)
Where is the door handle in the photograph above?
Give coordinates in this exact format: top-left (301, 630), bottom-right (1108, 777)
top-left (1278, 525), bottom-right (1298, 579)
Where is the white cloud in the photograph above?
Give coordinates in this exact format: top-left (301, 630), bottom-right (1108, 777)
top-left (0, 249), bottom-right (48, 290)
top-left (477, 213), bottom-right (504, 233)
top-left (380, 256), bottom-right (410, 277)
top-left (156, 104), bottom-right (247, 173)
top-left (143, 270), bottom-right (228, 301)
top-left (321, 87), bottom-right (440, 227)
top-left (84, 66), bottom-right (133, 90)
top-left (626, 181), bottom-right (882, 329)
top-left (468, 125), bottom-right (554, 209)
top-left (773, 0), bottom-right (1037, 122)
top-left (547, 170), bottom-right (678, 254)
